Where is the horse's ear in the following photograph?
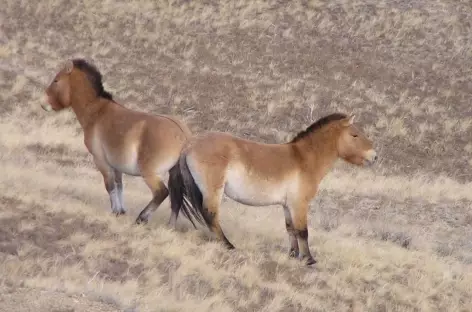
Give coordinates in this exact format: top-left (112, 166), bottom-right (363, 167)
top-left (343, 114), bottom-right (355, 126)
top-left (348, 114), bottom-right (355, 124)
top-left (64, 60), bottom-right (74, 74)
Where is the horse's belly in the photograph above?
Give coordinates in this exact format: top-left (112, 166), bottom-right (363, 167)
top-left (89, 127), bottom-right (142, 176)
top-left (224, 174), bottom-right (284, 207)
top-left (112, 160), bottom-right (141, 176)
top-left (106, 147), bottom-right (141, 176)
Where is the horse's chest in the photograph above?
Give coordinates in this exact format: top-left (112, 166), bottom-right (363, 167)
top-left (84, 130), bottom-right (99, 155)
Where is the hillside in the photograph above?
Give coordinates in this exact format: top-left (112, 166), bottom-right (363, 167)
top-left (0, 1), bottom-right (471, 311)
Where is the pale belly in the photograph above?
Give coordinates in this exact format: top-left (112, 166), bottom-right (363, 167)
top-left (105, 147), bottom-right (141, 176)
top-left (223, 168), bottom-right (290, 207)
top-left (87, 128), bottom-right (142, 176)
top-left (104, 145), bottom-right (177, 176)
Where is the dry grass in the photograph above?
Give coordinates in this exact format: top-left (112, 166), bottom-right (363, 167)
top-left (1, 0), bottom-right (472, 311)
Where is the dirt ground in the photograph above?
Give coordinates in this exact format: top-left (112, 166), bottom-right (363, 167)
top-left (0, 286), bottom-right (120, 312)
top-left (0, 0), bottom-right (471, 311)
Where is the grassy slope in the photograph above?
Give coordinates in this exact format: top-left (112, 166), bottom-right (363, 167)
top-left (0, 0), bottom-right (471, 311)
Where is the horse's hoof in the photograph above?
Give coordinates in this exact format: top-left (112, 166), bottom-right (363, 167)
top-left (224, 242), bottom-right (236, 250)
top-left (298, 254), bottom-right (316, 266)
top-left (135, 216), bottom-right (148, 225)
top-left (167, 221), bottom-right (178, 231)
top-left (305, 257), bottom-right (317, 266)
top-left (289, 249), bottom-right (299, 258)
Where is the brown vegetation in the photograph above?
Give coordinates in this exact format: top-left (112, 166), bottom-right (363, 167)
top-left (0, 0), bottom-right (471, 311)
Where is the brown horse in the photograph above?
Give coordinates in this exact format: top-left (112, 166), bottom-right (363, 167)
top-left (42, 58), bottom-right (193, 227)
top-left (168, 113), bottom-right (377, 265)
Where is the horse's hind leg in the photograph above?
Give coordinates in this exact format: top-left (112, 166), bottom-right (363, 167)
top-left (114, 169), bottom-right (126, 214)
top-left (283, 205), bottom-right (299, 258)
top-left (203, 190), bottom-right (235, 250)
top-left (187, 157), bottom-right (233, 248)
top-left (135, 174), bottom-right (169, 224)
top-left (94, 156), bottom-right (123, 216)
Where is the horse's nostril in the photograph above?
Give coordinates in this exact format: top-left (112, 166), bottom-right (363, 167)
top-left (373, 155), bottom-right (378, 162)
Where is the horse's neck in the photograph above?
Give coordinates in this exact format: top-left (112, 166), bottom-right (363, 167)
top-left (293, 130), bottom-right (339, 181)
top-left (70, 91), bottom-right (108, 129)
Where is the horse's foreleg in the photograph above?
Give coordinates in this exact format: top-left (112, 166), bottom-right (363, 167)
top-left (283, 205), bottom-right (299, 258)
top-left (290, 201), bottom-right (316, 266)
top-left (94, 157), bottom-right (122, 216)
top-left (135, 175), bottom-right (169, 224)
top-left (114, 169), bottom-right (126, 214)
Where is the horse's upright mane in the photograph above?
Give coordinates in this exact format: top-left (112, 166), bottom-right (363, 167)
top-left (72, 58), bottom-right (113, 100)
top-left (290, 113), bottom-right (347, 143)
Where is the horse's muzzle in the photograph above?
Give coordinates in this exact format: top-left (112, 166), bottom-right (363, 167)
top-left (364, 150), bottom-right (378, 166)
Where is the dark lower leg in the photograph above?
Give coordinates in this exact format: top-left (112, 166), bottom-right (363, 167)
top-left (288, 227), bottom-right (299, 258)
top-left (204, 204), bottom-right (234, 250)
top-left (104, 177), bottom-right (122, 215)
top-left (295, 228), bottom-right (316, 266)
top-left (284, 206), bottom-right (299, 258)
top-left (291, 203), bottom-right (316, 265)
top-left (95, 158), bottom-right (121, 216)
top-left (114, 170), bottom-right (126, 214)
top-left (136, 188), bottom-right (169, 224)
top-left (220, 231), bottom-right (235, 250)
top-left (216, 226), bottom-right (235, 250)
top-left (136, 180), bottom-right (169, 224)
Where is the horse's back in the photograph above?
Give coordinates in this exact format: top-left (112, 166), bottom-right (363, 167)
top-left (185, 131), bottom-right (296, 169)
top-left (183, 132), bottom-right (236, 166)
top-left (94, 101), bottom-right (189, 175)
top-left (100, 102), bottom-right (188, 143)
top-left (142, 113), bottom-right (189, 142)
top-left (183, 131), bottom-right (300, 206)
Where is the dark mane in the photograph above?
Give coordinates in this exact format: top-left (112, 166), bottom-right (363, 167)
top-left (72, 58), bottom-right (114, 100)
top-left (290, 113), bottom-right (347, 143)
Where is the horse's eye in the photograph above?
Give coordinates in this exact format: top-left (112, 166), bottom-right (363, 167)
top-left (53, 79), bottom-right (58, 83)
top-left (352, 134), bottom-right (358, 137)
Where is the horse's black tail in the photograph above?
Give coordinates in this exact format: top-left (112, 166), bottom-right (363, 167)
top-left (178, 155), bottom-right (213, 230)
top-left (167, 155), bottom-right (208, 229)
top-left (168, 161), bottom-right (195, 229)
